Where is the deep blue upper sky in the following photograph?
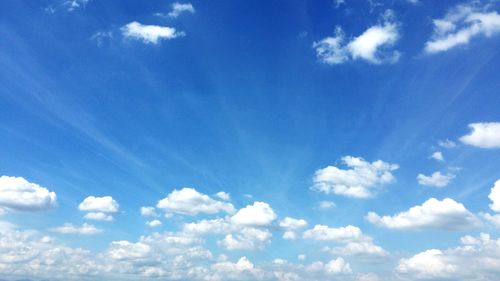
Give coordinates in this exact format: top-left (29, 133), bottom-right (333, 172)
top-left (1, 0), bottom-right (500, 280)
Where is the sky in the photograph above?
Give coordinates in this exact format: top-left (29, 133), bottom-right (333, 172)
top-left (1, 0), bottom-right (500, 280)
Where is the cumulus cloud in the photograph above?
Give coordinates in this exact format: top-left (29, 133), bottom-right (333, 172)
top-left (50, 223), bottom-right (102, 235)
top-left (430, 151), bottom-right (444, 161)
top-left (279, 217), bottom-right (308, 240)
top-left (303, 224), bottom-right (366, 242)
top-left (218, 227), bottom-right (272, 250)
top-left (167, 2), bottom-right (195, 18)
top-left (480, 212), bottom-right (500, 228)
top-left (140, 206), bottom-right (158, 217)
top-left (417, 171), bottom-right (455, 188)
top-left (0, 176), bottom-right (57, 212)
top-left (306, 257), bottom-right (352, 275)
top-left (146, 220), bottom-right (162, 227)
top-left (157, 187), bottom-right (235, 216)
top-left (215, 191), bottom-right (231, 201)
top-left (489, 179), bottom-right (500, 212)
top-left (84, 212), bottom-right (113, 221)
top-left (396, 233), bottom-right (500, 280)
top-left (79, 196), bottom-right (119, 213)
top-left (460, 122), bottom-right (500, 148)
top-left (230, 201), bottom-right (277, 226)
top-left (318, 201), bottom-right (336, 209)
top-left (367, 198), bottom-right (479, 230)
top-left (121, 22), bottom-right (185, 44)
top-left (313, 11), bottom-right (400, 64)
top-left (425, 4), bottom-right (500, 54)
top-left (324, 241), bottom-right (388, 258)
top-left (312, 156), bottom-right (399, 198)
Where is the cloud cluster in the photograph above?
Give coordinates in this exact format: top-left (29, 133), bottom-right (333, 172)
top-left (121, 22), bottom-right (185, 44)
top-left (312, 156), bottom-right (399, 198)
top-left (0, 176), bottom-right (57, 212)
top-left (417, 171), bottom-right (455, 188)
top-left (157, 187), bottom-right (235, 216)
top-left (367, 198), bottom-right (479, 230)
top-left (50, 223), bottom-right (102, 235)
top-left (425, 4), bottom-right (500, 54)
top-left (460, 122), bottom-right (500, 149)
top-left (167, 2), bottom-right (195, 18)
top-left (313, 11), bottom-right (400, 64)
top-left (79, 195), bottom-right (119, 221)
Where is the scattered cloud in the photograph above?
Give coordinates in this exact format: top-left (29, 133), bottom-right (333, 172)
top-left (425, 4), bottom-right (500, 54)
top-left (91, 31), bottom-right (113, 46)
top-left (167, 2), bottom-right (195, 18)
top-left (367, 197), bottom-right (479, 230)
top-left (0, 176), bottom-right (57, 212)
top-left (438, 139), bottom-right (458, 149)
top-left (303, 224), bottom-right (366, 242)
top-left (323, 241), bottom-right (388, 257)
top-left (460, 122), bottom-right (500, 148)
top-left (218, 227), bottom-right (272, 250)
top-left (50, 223), bottom-right (102, 235)
top-left (396, 233), bottom-right (500, 280)
top-left (79, 196), bottom-right (119, 213)
top-left (121, 22), bottom-right (185, 44)
top-left (430, 151), bottom-right (444, 161)
top-left (279, 217), bottom-right (308, 240)
top-left (157, 187), bottom-right (235, 216)
top-left (63, 0), bottom-right (89, 11)
top-left (480, 212), bottom-right (500, 228)
top-left (215, 191), bottom-right (231, 201)
top-left (230, 201), bottom-right (276, 226)
top-left (318, 200), bottom-right (336, 209)
top-left (146, 220), bottom-right (162, 227)
top-left (312, 156), bottom-right (399, 198)
top-left (489, 179), bottom-right (500, 212)
top-left (313, 10), bottom-right (400, 64)
top-left (306, 257), bottom-right (352, 275)
top-left (84, 212), bottom-right (113, 221)
top-left (417, 171), bottom-right (455, 188)
top-left (140, 206), bottom-right (158, 217)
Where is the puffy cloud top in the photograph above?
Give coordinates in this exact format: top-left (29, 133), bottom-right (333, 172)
top-left (460, 122), bottom-right (500, 149)
top-left (79, 196), bottom-right (119, 213)
top-left (230, 202), bottom-right (277, 226)
top-left (121, 22), bottom-right (184, 44)
top-left (0, 176), bottom-right (57, 212)
top-left (157, 187), bottom-right (235, 216)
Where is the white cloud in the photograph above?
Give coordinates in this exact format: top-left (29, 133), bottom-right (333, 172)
top-left (157, 187), bottom-right (235, 216)
top-left (146, 220), bottom-right (162, 227)
top-left (367, 197), bottom-right (479, 230)
top-left (0, 176), bottom-right (57, 212)
top-left (279, 217), bottom-right (308, 240)
top-left (79, 196), bottom-right (119, 213)
top-left (64, 0), bottom-right (89, 11)
top-left (140, 206), bottom-right (158, 217)
top-left (438, 139), bottom-right (458, 148)
top-left (318, 201), bottom-right (336, 209)
top-left (396, 249), bottom-right (457, 279)
top-left (460, 122), bottom-right (500, 148)
top-left (50, 223), bottom-right (102, 235)
top-left (489, 179), bottom-right (500, 212)
top-left (84, 212), bottom-right (113, 221)
top-left (417, 171), bottom-right (455, 188)
top-left (218, 227), bottom-right (272, 250)
top-left (230, 201), bottom-right (276, 226)
top-left (167, 2), bottom-right (195, 18)
top-left (215, 191), bottom-right (231, 201)
top-left (480, 212), bottom-right (500, 228)
top-left (324, 241), bottom-right (388, 257)
top-left (121, 21), bottom-right (185, 44)
top-left (312, 156), bottom-right (398, 198)
top-left (307, 257), bottom-right (352, 275)
top-left (107, 240), bottom-right (152, 260)
top-left (313, 11), bottom-right (400, 64)
top-left (425, 4), bottom-right (500, 54)
top-left (303, 224), bottom-right (365, 242)
top-left (430, 151), bottom-right (444, 161)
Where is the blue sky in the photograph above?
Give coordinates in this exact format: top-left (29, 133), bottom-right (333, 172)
top-left (1, 0), bottom-right (500, 280)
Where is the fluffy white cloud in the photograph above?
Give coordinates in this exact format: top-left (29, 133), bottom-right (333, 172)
top-left (79, 196), bottom-right (119, 213)
top-left (146, 220), bottom-right (162, 227)
top-left (367, 198), bottom-right (479, 230)
top-left (397, 233), bottom-right (500, 280)
top-left (84, 212), bottom-right (113, 221)
top-left (307, 257), bottom-right (352, 275)
top-left (303, 224), bottom-right (365, 242)
top-left (121, 22), bottom-right (184, 44)
top-left (107, 240), bottom-right (152, 261)
top-left (417, 171), bottom-right (455, 188)
top-left (425, 4), bottom-right (500, 54)
top-left (157, 187), bottom-right (235, 216)
top-left (312, 156), bottom-right (398, 198)
top-left (460, 122), bottom-right (500, 148)
top-left (430, 151), bottom-right (444, 161)
top-left (63, 0), bottom-right (89, 11)
top-left (230, 201), bottom-right (276, 226)
top-left (324, 241), bottom-right (388, 257)
top-left (218, 227), bottom-right (272, 250)
top-left (279, 217), bottom-right (308, 240)
top-left (140, 206), bottom-right (158, 217)
top-left (167, 2), bottom-right (195, 18)
top-left (50, 223), bottom-right (102, 235)
top-left (480, 212), bottom-right (500, 228)
top-left (313, 11), bottom-right (400, 64)
top-left (489, 179), bottom-right (500, 212)
top-left (0, 176), bottom-right (57, 212)
top-left (215, 191), bottom-right (231, 201)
